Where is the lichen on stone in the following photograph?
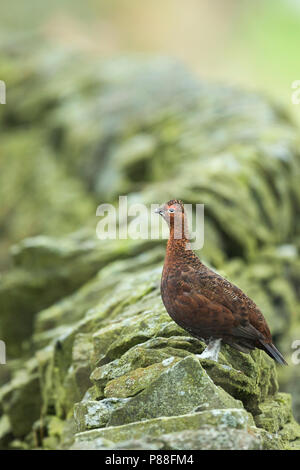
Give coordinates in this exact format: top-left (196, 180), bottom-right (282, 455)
top-left (0, 43), bottom-right (300, 450)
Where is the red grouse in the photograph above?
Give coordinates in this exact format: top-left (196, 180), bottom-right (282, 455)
top-left (156, 199), bottom-right (287, 365)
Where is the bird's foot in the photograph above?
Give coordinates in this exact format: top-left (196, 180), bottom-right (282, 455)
top-left (196, 339), bottom-right (221, 362)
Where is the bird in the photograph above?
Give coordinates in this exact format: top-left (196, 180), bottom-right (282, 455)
top-left (155, 199), bottom-right (287, 365)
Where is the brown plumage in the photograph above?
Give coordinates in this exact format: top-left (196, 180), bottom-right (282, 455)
top-left (156, 199), bottom-right (287, 365)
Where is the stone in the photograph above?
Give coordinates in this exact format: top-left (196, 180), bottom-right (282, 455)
top-left (0, 46), bottom-right (300, 451)
top-left (74, 399), bottom-right (130, 432)
top-left (75, 408), bottom-right (253, 444)
top-left (107, 356), bottom-right (243, 426)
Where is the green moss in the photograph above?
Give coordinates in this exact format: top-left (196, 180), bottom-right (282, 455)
top-left (254, 393), bottom-right (293, 433)
top-left (104, 358), bottom-right (181, 398)
top-left (74, 399), bottom-right (130, 432)
top-left (75, 408), bottom-right (253, 444)
top-left (1, 369), bottom-right (41, 438)
top-left (107, 357), bottom-right (243, 427)
top-left (149, 427), bottom-right (263, 450)
top-left (0, 416), bottom-right (12, 450)
top-left (0, 48), bottom-right (300, 450)
top-left (202, 347), bottom-right (278, 413)
top-left (90, 335), bottom-right (203, 395)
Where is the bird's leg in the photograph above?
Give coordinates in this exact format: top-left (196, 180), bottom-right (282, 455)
top-left (196, 338), bottom-right (221, 362)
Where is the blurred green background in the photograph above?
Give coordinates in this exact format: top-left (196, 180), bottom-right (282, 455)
top-left (1, 0), bottom-right (300, 265)
top-left (1, 0), bottom-right (300, 122)
top-left (1, 0), bottom-right (300, 450)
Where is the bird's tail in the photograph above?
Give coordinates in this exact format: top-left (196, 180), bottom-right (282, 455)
top-left (261, 341), bottom-right (288, 365)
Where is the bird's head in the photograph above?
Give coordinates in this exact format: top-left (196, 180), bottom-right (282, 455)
top-left (155, 199), bottom-right (185, 227)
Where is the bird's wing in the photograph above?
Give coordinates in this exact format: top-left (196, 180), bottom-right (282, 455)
top-left (174, 263), bottom-right (271, 342)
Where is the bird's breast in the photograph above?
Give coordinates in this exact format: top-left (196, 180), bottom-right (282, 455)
top-left (161, 265), bottom-right (204, 327)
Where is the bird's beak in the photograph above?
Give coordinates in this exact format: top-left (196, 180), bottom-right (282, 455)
top-left (155, 207), bottom-right (164, 215)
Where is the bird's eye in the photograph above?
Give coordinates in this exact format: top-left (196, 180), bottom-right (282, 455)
top-left (168, 208), bottom-right (175, 213)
